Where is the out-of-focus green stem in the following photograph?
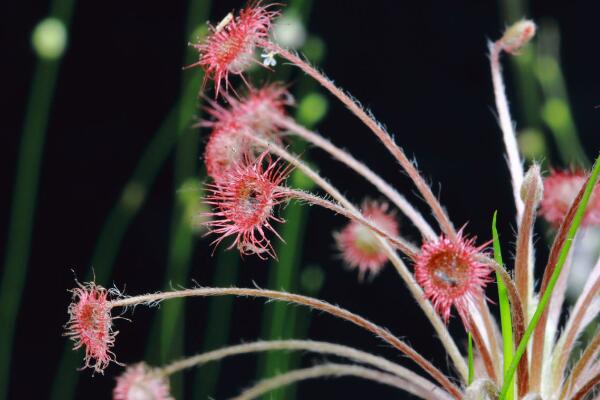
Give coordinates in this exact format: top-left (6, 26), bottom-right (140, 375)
top-left (534, 19), bottom-right (589, 167)
top-left (92, 104), bottom-right (181, 282)
top-left (192, 250), bottom-right (240, 399)
top-left (258, 93), bottom-right (327, 400)
top-left (52, 3), bottom-right (208, 398)
top-left (157, 1), bottom-right (210, 398)
top-left (259, 189), bottom-right (311, 399)
top-left (50, 98), bottom-right (183, 400)
top-left (0, 1), bottom-right (75, 399)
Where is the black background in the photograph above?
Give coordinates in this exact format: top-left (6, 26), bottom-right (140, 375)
top-left (2, 0), bottom-right (600, 398)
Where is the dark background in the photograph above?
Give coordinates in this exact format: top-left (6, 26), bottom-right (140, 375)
top-left (2, 0), bottom-right (600, 398)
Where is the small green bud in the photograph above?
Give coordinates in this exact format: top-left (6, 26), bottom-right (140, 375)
top-left (31, 17), bottom-right (68, 60)
top-left (297, 93), bottom-right (328, 126)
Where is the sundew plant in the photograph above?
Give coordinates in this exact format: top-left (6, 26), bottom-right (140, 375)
top-left (62, 2), bottom-right (600, 399)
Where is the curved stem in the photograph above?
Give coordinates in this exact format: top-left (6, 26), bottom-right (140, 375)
top-left (552, 272), bottom-right (600, 392)
top-left (109, 286), bottom-right (462, 399)
top-left (230, 363), bottom-right (439, 400)
top-left (244, 132), bottom-right (468, 381)
top-left (261, 40), bottom-right (457, 239)
top-left (281, 188), bottom-right (418, 258)
top-left (156, 340), bottom-right (451, 400)
top-left (560, 331), bottom-right (600, 400)
top-left (489, 41), bottom-right (525, 222)
top-left (571, 371), bottom-right (600, 400)
top-left (276, 115), bottom-right (437, 240)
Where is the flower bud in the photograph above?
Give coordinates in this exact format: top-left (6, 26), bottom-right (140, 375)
top-left (520, 164), bottom-right (544, 206)
top-left (500, 19), bottom-right (536, 55)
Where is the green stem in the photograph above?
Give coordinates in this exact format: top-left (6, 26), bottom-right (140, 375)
top-left (534, 20), bottom-right (589, 167)
top-left (192, 250), bottom-right (240, 399)
top-left (492, 211), bottom-right (514, 400)
top-left (0, 1), bottom-right (76, 398)
top-left (257, 2), bottom-right (318, 398)
top-left (259, 198), bottom-right (310, 399)
top-left (50, 99), bottom-right (182, 400)
top-left (53, 3), bottom-right (207, 397)
top-left (156, 2), bottom-right (210, 397)
top-left (499, 154), bottom-right (600, 400)
top-left (467, 332), bottom-right (474, 385)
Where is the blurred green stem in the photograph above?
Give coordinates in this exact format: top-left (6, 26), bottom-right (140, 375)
top-left (192, 250), bottom-right (240, 399)
top-left (50, 98), bottom-right (183, 400)
top-left (156, 1), bottom-right (209, 398)
top-left (534, 19), bottom-right (589, 167)
top-left (51, 1), bottom-right (208, 396)
top-left (0, 1), bottom-right (75, 399)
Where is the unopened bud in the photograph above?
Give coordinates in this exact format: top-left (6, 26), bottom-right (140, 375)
top-left (501, 19), bottom-right (536, 55)
top-left (521, 164), bottom-right (544, 206)
top-left (31, 17), bottom-right (68, 60)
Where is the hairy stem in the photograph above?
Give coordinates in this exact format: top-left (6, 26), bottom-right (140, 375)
top-left (276, 115), bottom-right (437, 240)
top-left (486, 258), bottom-right (528, 397)
top-left (498, 155), bottom-right (600, 400)
top-left (514, 166), bottom-right (539, 328)
top-left (245, 132), bottom-right (468, 381)
top-left (560, 331), bottom-right (600, 400)
top-left (109, 286), bottom-right (462, 398)
top-left (571, 371), bottom-right (600, 400)
top-left (489, 41), bottom-right (525, 222)
top-left (477, 297), bottom-right (501, 381)
top-left (467, 314), bottom-right (498, 384)
top-left (156, 339), bottom-right (450, 400)
top-left (261, 40), bottom-right (457, 239)
top-left (553, 271), bottom-right (600, 392)
top-left (230, 363), bottom-right (438, 400)
top-left (282, 188), bottom-right (418, 258)
top-left (531, 176), bottom-right (592, 394)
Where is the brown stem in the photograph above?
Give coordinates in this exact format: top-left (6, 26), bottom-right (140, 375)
top-left (467, 315), bottom-right (498, 384)
top-left (571, 371), bottom-right (600, 400)
top-left (554, 277), bottom-right (600, 391)
top-left (487, 259), bottom-right (529, 396)
top-left (110, 287), bottom-right (463, 399)
top-left (261, 40), bottom-right (457, 239)
top-left (231, 363), bottom-right (442, 400)
top-left (560, 331), bottom-right (600, 399)
top-left (242, 131), bottom-right (468, 380)
top-left (283, 188), bottom-right (418, 259)
top-left (514, 169), bottom-right (540, 391)
top-left (531, 176), bottom-right (589, 390)
top-left (477, 297), bottom-right (501, 381)
top-left (514, 169), bottom-right (539, 326)
top-left (277, 115), bottom-right (438, 240)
